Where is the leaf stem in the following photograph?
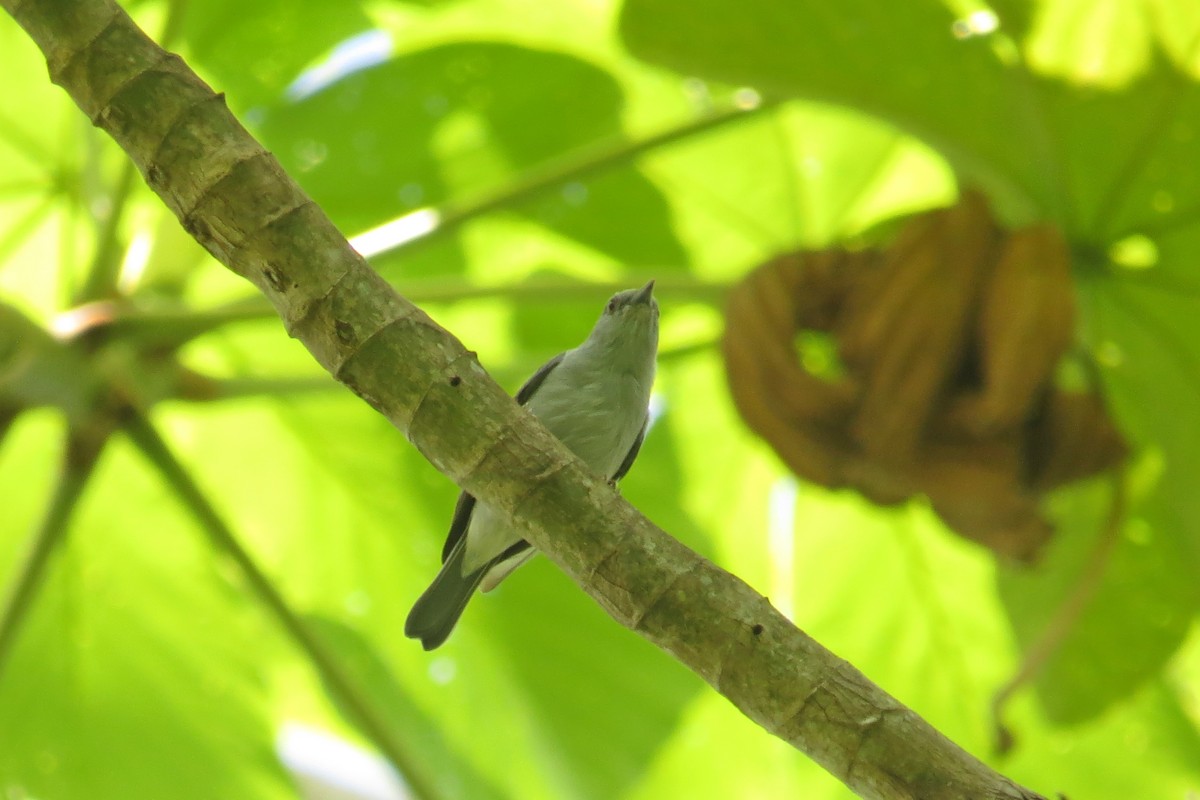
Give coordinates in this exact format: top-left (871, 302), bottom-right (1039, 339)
top-left (73, 274), bottom-right (732, 347)
top-left (0, 193), bottom-right (55, 267)
top-left (73, 0), bottom-right (190, 303)
top-left (367, 103), bottom-right (772, 267)
top-left (178, 374), bottom-right (340, 402)
top-left (990, 468), bottom-right (1127, 752)
top-left (121, 411), bottom-right (440, 800)
top-left (0, 430), bottom-right (105, 677)
top-left (76, 159), bottom-right (138, 302)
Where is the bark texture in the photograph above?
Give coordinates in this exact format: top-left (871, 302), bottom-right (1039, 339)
top-left (2, 1), bottom-right (1049, 797)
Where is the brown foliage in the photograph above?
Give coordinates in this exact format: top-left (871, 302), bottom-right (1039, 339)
top-left (722, 192), bottom-right (1126, 560)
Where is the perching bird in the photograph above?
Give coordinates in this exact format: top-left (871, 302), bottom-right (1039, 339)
top-left (405, 280), bottom-right (659, 650)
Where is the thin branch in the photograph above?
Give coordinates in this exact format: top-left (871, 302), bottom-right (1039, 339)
top-left (0, 108), bottom-right (54, 165)
top-left (1088, 24), bottom-right (1200, 240)
top-left (70, 274), bottom-right (730, 344)
top-left (75, 158), bottom-right (138, 301)
top-left (389, 273), bottom-right (731, 305)
top-left (0, 193), bottom-right (55, 266)
top-left (0, 406), bottom-right (17, 453)
top-left (0, 178), bottom-right (53, 198)
top-left (0, 430), bottom-right (105, 676)
top-left (120, 411), bottom-right (440, 800)
top-left (991, 469), bottom-right (1127, 753)
top-left (366, 103), bottom-right (773, 269)
top-left (177, 373), bottom-right (339, 401)
top-left (49, 296), bottom-right (277, 346)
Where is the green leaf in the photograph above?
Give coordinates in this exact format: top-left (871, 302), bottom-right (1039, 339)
top-left (303, 616), bottom-right (511, 799)
top-left (619, 0), bottom-right (1200, 241)
top-left (996, 273), bottom-right (1200, 722)
top-left (180, 0), bottom-right (373, 109)
top-left (256, 42), bottom-right (687, 272)
top-left (619, 0), bottom-right (1059, 219)
top-left (0, 432), bottom-right (293, 800)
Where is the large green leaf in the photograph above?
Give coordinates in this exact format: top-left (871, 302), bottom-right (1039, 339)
top-left (303, 616), bottom-right (511, 799)
top-left (619, 0), bottom-right (1200, 239)
top-left (256, 42), bottom-right (688, 273)
top-left (178, 0), bottom-right (373, 110)
top-left (619, 0), bottom-right (1061, 219)
top-left (0, 420), bottom-right (293, 800)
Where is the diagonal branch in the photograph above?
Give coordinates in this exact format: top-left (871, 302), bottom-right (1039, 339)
top-left (2, 1), bottom-right (1048, 798)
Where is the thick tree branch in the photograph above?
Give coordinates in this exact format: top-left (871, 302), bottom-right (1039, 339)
top-left (2, 1), bottom-right (1047, 798)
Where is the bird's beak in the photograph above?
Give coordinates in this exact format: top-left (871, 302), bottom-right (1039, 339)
top-left (633, 279), bottom-right (655, 304)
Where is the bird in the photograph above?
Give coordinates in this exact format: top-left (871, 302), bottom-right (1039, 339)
top-left (405, 280), bottom-right (659, 650)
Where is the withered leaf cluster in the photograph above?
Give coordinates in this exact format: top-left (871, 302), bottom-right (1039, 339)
top-left (723, 192), bottom-right (1127, 560)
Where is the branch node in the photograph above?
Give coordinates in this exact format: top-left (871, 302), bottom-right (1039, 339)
top-left (48, 4), bottom-right (122, 85)
top-left (90, 47), bottom-right (172, 128)
top-left (630, 557), bottom-right (701, 632)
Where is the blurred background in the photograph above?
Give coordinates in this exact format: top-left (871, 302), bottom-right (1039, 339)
top-left (1, 0), bottom-right (1199, 798)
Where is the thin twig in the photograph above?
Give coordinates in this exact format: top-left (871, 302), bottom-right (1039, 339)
top-left (83, 274), bottom-right (733, 343)
top-left (73, 0), bottom-right (190, 303)
top-left (367, 103), bottom-right (773, 268)
top-left (0, 194), bottom-right (55, 266)
top-left (991, 468), bottom-right (1127, 753)
top-left (75, 159), bottom-right (139, 302)
top-left (121, 410), bottom-right (440, 800)
top-left (0, 430), bottom-right (105, 676)
top-left (179, 374), bottom-right (340, 401)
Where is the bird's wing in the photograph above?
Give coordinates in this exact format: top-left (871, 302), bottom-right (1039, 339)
top-left (439, 352), bottom-right (566, 562)
top-left (515, 352), bottom-right (565, 405)
top-left (611, 413), bottom-right (648, 482)
top-left (440, 491), bottom-right (477, 562)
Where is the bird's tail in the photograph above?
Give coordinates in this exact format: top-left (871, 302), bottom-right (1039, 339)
top-left (404, 539), bottom-right (486, 650)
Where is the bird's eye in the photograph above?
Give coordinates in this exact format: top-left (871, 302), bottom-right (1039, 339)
top-left (606, 299), bottom-right (618, 313)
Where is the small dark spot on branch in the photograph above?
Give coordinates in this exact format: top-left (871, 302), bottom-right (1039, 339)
top-left (751, 624), bottom-right (764, 636)
top-left (146, 164), bottom-right (162, 186)
top-left (263, 266), bottom-right (284, 292)
top-left (335, 320), bottom-right (355, 343)
top-left (183, 215), bottom-right (210, 241)
top-left (449, 375), bottom-right (462, 387)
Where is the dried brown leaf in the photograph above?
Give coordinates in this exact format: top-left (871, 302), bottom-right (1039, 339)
top-left (838, 192), bottom-right (999, 463)
top-left (957, 224), bottom-right (1075, 434)
top-left (1027, 390), bottom-right (1128, 492)
top-left (723, 252), bottom-right (862, 486)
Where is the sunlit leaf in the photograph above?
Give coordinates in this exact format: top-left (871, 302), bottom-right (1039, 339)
top-left (0, 430), bottom-right (293, 800)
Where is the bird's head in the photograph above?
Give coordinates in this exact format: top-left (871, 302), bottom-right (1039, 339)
top-left (581, 280), bottom-right (659, 368)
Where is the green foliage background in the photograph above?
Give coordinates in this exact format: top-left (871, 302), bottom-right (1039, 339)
top-left (2, 0), bottom-right (1200, 798)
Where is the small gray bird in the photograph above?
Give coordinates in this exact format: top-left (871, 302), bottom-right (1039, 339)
top-left (405, 280), bottom-right (659, 650)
